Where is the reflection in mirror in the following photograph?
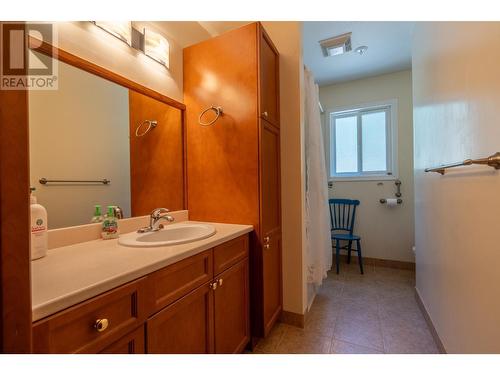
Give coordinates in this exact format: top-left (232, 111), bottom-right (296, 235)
top-left (29, 57), bottom-right (184, 229)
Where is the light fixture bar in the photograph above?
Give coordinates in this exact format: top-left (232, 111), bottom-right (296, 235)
top-left (93, 21), bottom-right (132, 46)
top-left (143, 28), bottom-right (170, 68)
top-left (91, 22), bottom-right (170, 69)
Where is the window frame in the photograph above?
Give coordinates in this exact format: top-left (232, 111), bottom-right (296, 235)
top-left (326, 99), bottom-right (398, 181)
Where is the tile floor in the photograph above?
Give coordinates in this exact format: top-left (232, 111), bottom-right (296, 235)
top-left (254, 262), bottom-right (440, 354)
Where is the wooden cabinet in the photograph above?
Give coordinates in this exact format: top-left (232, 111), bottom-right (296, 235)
top-left (129, 90), bottom-right (185, 216)
top-left (147, 235), bottom-right (250, 354)
top-left (214, 260), bottom-right (250, 353)
top-left (184, 22), bottom-right (282, 339)
top-left (147, 281), bottom-right (215, 354)
top-left (99, 326), bottom-right (145, 354)
top-left (32, 234), bottom-right (250, 354)
top-left (260, 121), bottom-right (282, 335)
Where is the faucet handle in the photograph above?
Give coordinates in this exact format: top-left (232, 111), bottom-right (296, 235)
top-left (151, 208), bottom-right (170, 218)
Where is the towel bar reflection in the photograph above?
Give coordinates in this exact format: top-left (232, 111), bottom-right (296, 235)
top-left (39, 178), bottom-right (110, 185)
top-left (425, 152), bottom-right (500, 175)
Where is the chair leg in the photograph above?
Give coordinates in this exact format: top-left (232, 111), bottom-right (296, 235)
top-left (356, 239), bottom-right (364, 275)
top-left (335, 239), bottom-right (340, 274)
top-left (347, 240), bottom-right (352, 264)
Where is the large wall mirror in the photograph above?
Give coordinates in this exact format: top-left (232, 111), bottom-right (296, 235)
top-left (28, 49), bottom-right (185, 229)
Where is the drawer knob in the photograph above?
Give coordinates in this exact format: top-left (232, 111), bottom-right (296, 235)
top-left (262, 111), bottom-right (268, 118)
top-left (210, 282), bottom-right (218, 290)
top-left (264, 244), bottom-right (270, 250)
top-left (94, 318), bottom-right (109, 332)
top-left (264, 236), bottom-right (270, 243)
top-left (218, 278), bottom-right (223, 287)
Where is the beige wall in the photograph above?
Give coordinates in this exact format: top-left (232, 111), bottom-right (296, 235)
top-left (319, 70), bottom-right (415, 262)
top-left (413, 22), bottom-right (500, 353)
top-left (262, 22), bottom-right (307, 315)
top-left (29, 59), bottom-right (130, 229)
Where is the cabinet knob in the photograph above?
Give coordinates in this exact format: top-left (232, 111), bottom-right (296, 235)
top-left (218, 278), bottom-right (223, 287)
top-left (264, 236), bottom-right (270, 243)
top-left (210, 282), bottom-right (218, 290)
top-left (94, 318), bottom-right (109, 332)
top-left (262, 111), bottom-right (268, 118)
top-left (264, 244), bottom-right (270, 250)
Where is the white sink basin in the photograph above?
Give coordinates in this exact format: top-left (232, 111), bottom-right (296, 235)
top-left (118, 223), bottom-right (216, 248)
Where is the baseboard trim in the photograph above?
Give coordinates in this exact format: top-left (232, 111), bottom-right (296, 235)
top-left (414, 289), bottom-right (447, 354)
top-left (280, 310), bottom-right (305, 328)
top-left (336, 254), bottom-right (415, 271)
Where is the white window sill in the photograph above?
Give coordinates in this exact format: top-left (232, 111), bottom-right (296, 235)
top-left (330, 175), bottom-right (398, 182)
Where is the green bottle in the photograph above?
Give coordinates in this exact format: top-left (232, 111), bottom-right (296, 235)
top-left (101, 205), bottom-right (119, 239)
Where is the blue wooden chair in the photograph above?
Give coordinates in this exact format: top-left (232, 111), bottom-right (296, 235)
top-left (329, 198), bottom-right (364, 274)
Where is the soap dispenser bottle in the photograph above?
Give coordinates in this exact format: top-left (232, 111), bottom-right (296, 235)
top-left (101, 205), bottom-right (119, 239)
top-left (30, 188), bottom-right (48, 260)
top-left (91, 204), bottom-right (104, 223)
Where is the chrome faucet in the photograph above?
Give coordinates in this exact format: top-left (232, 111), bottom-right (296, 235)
top-left (137, 208), bottom-right (175, 233)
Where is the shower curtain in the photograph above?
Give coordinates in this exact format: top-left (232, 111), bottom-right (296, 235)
top-left (304, 67), bottom-right (332, 287)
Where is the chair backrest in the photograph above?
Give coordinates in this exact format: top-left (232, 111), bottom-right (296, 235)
top-left (329, 198), bottom-right (360, 234)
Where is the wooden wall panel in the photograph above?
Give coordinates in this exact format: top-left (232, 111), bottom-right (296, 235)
top-left (184, 23), bottom-right (260, 231)
top-left (129, 90), bottom-right (185, 216)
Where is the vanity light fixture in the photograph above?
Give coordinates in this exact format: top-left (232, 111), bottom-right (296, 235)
top-left (93, 21), bottom-right (132, 46)
top-left (144, 28), bottom-right (170, 68)
top-left (90, 22), bottom-right (170, 69)
top-left (319, 32), bottom-right (352, 57)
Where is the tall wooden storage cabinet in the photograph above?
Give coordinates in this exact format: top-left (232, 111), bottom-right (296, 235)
top-left (184, 22), bottom-right (281, 339)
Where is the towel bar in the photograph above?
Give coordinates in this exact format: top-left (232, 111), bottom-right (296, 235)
top-left (39, 178), bottom-right (110, 185)
top-left (425, 152), bottom-right (500, 175)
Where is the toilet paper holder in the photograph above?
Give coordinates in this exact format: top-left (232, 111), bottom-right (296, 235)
top-left (379, 180), bottom-right (403, 204)
top-left (380, 198), bottom-right (403, 204)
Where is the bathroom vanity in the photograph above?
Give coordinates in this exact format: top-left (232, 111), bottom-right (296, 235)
top-left (0, 21), bottom-right (282, 353)
top-left (31, 219), bottom-right (252, 353)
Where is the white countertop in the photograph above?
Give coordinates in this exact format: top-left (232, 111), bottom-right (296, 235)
top-left (31, 221), bottom-right (253, 321)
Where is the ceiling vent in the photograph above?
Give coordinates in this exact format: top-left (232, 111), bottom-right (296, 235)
top-left (319, 32), bottom-right (352, 57)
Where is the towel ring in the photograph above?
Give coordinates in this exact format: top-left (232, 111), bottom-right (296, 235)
top-left (198, 106), bottom-right (223, 126)
top-left (135, 120), bottom-right (158, 137)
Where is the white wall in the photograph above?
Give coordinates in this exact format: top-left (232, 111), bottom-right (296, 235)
top-left (319, 70), bottom-right (415, 262)
top-left (29, 59), bottom-right (130, 229)
top-left (413, 22), bottom-right (500, 353)
top-left (261, 22), bottom-right (307, 315)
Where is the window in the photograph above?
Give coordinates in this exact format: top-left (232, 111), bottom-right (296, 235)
top-left (327, 100), bottom-right (398, 180)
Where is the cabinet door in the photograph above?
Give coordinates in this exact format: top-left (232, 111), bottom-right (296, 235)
top-left (260, 121), bottom-right (282, 336)
top-left (99, 326), bottom-right (145, 354)
top-left (261, 122), bottom-right (281, 235)
top-left (259, 27), bottom-right (279, 127)
top-left (147, 282), bottom-right (214, 354)
top-left (214, 260), bottom-right (250, 353)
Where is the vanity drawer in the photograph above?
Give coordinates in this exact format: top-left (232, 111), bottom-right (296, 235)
top-left (146, 249), bottom-right (213, 313)
top-left (213, 235), bottom-right (249, 276)
top-left (32, 278), bottom-right (147, 354)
